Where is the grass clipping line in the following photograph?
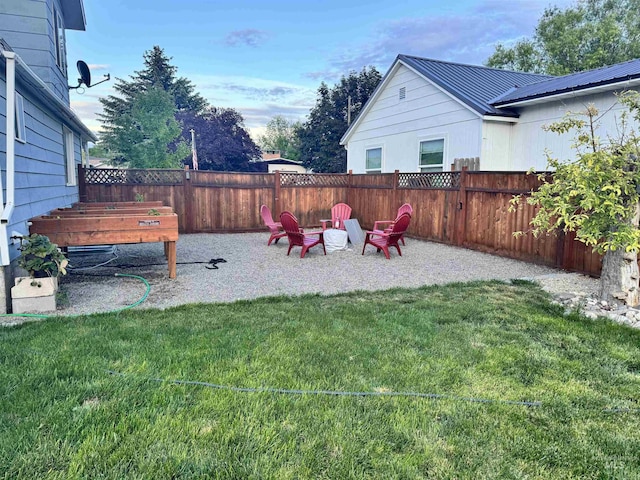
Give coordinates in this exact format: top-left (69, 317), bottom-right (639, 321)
top-left (106, 369), bottom-right (541, 407)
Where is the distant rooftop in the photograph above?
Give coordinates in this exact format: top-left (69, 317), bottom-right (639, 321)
top-left (253, 151), bottom-right (302, 165)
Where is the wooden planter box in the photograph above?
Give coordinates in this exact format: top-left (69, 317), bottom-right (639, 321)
top-left (50, 206), bottom-right (175, 217)
top-left (29, 211), bottom-right (179, 278)
top-left (68, 201), bottom-right (165, 209)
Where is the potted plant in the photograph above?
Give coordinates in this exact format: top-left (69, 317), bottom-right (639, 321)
top-left (18, 233), bottom-right (68, 280)
top-left (11, 234), bottom-right (68, 313)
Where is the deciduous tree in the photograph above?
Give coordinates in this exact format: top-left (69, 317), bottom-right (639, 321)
top-left (511, 92), bottom-right (640, 306)
top-left (486, 0), bottom-right (640, 75)
top-left (257, 115), bottom-right (301, 160)
top-left (178, 107), bottom-right (261, 172)
top-left (297, 67), bottom-right (381, 172)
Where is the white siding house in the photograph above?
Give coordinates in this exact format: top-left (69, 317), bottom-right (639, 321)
top-left (342, 55), bottom-right (640, 173)
top-left (346, 64), bottom-right (482, 174)
top-left (500, 91), bottom-right (632, 171)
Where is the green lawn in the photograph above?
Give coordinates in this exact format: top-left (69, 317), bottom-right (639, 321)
top-left (1, 280), bottom-right (639, 479)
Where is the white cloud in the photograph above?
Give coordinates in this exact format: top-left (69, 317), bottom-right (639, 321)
top-left (189, 74), bottom-right (315, 128)
top-left (224, 29), bottom-right (270, 47)
top-left (308, 0), bottom-right (575, 81)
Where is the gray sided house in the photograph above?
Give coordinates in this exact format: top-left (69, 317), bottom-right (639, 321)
top-left (0, 0), bottom-right (96, 312)
top-left (341, 54), bottom-right (640, 174)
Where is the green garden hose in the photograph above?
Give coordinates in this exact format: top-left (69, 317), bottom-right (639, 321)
top-left (0, 273), bottom-right (151, 320)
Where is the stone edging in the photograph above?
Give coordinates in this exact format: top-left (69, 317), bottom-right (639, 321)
top-left (552, 293), bottom-right (640, 329)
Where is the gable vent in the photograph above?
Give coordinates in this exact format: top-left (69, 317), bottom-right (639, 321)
top-left (399, 87), bottom-right (406, 100)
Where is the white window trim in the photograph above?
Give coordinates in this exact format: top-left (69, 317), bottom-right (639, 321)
top-left (418, 135), bottom-right (448, 173)
top-left (365, 146), bottom-right (383, 173)
top-left (63, 126), bottom-right (76, 186)
top-left (54, 8), bottom-right (67, 76)
top-left (15, 92), bottom-right (26, 143)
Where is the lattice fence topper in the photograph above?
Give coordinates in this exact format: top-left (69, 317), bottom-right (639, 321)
top-left (84, 168), bottom-right (184, 185)
top-left (280, 173), bottom-right (349, 187)
top-left (398, 172), bottom-right (461, 189)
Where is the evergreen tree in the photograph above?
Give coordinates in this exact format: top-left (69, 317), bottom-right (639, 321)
top-left (99, 46), bottom-right (207, 152)
top-left (297, 67), bottom-right (381, 172)
top-left (108, 87), bottom-right (190, 168)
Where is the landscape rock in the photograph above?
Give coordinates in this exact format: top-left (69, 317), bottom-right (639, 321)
top-left (551, 291), bottom-right (640, 329)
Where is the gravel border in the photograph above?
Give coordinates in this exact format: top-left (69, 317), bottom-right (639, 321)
top-left (36, 233), bottom-right (597, 316)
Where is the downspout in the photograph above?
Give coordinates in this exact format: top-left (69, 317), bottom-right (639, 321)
top-left (84, 141), bottom-right (89, 168)
top-left (0, 49), bottom-right (16, 266)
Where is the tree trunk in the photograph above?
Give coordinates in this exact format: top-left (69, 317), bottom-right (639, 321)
top-left (598, 202), bottom-right (640, 307)
top-left (599, 248), bottom-right (639, 306)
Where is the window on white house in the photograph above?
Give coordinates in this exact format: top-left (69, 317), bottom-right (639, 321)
top-left (399, 87), bottom-right (406, 100)
top-left (366, 147), bottom-right (382, 173)
top-left (15, 92), bottom-right (26, 143)
top-left (54, 8), bottom-right (67, 75)
top-left (63, 127), bottom-right (76, 185)
top-left (419, 139), bottom-right (444, 172)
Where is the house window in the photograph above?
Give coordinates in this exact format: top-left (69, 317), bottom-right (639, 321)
top-left (399, 87), bottom-right (406, 100)
top-left (63, 127), bottom-right (76, 185)
top-left (54, 8), bottom-right (67, 75)
top-left (419, 139), bottom-right (444, 172)
top-left (365, 147), bottom-right (382, 173)
top-left (15, 92), bottom-right (26, 143)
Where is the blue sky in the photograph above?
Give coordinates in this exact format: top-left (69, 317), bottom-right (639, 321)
top-left (66, 0), bottom-right (571, 139)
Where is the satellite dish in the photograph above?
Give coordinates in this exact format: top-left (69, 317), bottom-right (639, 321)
top-left (77, 60), bottom-right (91, 87)
top-left (68, 60), bottom-right (110, 90)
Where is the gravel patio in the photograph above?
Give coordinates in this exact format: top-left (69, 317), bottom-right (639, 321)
top-left (34, 232), bottom-right (598, 318)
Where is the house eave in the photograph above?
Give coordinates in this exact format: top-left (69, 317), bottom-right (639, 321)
top-left (5, 52), bottom-right (97, 141)
top-left (60, 0), bottom-right (87, 31)
top-left (493, 77), bottom-right (640, 108)
top-left (341, 56), bottom-right (489, 146)
top-left (399, 60), bottom-right (486, 119)
top-left (340, 59), bottom-right (404, 146)
top-left (482, 115), bottom-right (519, 123)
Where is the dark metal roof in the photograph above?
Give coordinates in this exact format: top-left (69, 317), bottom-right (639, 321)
top-left (398, 54), bottom-right (551, 117)
top-left (492, 59), bottom-right (640, 106)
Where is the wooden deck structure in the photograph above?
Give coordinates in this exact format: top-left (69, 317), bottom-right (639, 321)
top-left (29, 202), bottom-right (179, 278)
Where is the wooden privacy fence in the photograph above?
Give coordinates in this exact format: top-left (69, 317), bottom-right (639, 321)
top-left (78, 166), bottom-right (603, 276)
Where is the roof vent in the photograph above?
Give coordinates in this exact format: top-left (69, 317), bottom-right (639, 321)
top-left (399, 87), bottom-right (406, 100)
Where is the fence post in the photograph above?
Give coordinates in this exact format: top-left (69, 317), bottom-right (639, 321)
top-left (77, 164), bottom-right (86, 202)
top-left (274, 170), bottom-right (281, 216)
top-left (393, 170), bottom-right (399, 212)
top-left (455, 166), bottom-right (468, 246)
top-left (346, 170), bottom-right (353, 206)
top-left (183, 167), bottom-right (194, 233)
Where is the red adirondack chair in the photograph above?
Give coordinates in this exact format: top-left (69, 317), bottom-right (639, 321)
top-left (321, 203), bottom-right (352, 230)
top-left (260, 204), bottom-right (286, 246)
top-left (372, 203), bottom-right (413, 245)
top-left (280, 211), bottom-right (326, 258)
top-left (362, 212), bottom-right (411, 259)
